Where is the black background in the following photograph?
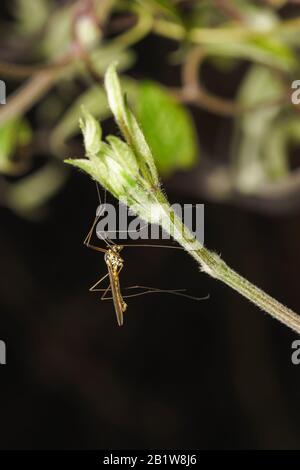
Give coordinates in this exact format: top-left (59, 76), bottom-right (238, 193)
top-left (0, 0), bottom-right (300, 450)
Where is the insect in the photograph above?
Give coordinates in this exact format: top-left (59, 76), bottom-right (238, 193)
top-left (84, 188), bottom-right (208, 326)
top-left (84, 212), bottom-right (127, 326)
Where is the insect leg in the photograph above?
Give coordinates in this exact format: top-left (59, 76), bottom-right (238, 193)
top-left (89, 272), bottom-right (110, 291)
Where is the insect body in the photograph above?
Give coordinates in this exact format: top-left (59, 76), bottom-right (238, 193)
top-left (84, 218), bottom-right (127, 326)
top-left (104, 246), bottom-right (127, 326)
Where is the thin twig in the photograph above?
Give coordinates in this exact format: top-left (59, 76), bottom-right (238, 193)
top-left (0, 69), bottom-right (60, 125)
top-left (178, 47), bottom-right (291, 116)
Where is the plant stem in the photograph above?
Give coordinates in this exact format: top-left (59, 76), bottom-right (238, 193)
top-left (157, 196), bottom-right (300, 334)
top-left (68, 63), bottom-right (300, 335)
top-left (0, 70), bottom-right (59, 125)
top-left (152, 16), bottom-right (300, 44)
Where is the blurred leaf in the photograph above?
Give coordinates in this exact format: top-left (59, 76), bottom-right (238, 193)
top-left (41, 4), bottom-right (73, 59)
top-left (136, 81), bottom-right (198, 175)
top-left (144, 0), bottom-right (181, 20)
top-left (263, 119), bottom-right (290, 181)
top-left (288, 119), bottom-right (300, 143)
top-left (14, 0), bottom-right (51, 34)
top-left (249, 35), bottom-right (295, 68)
top-left (233, 65), bottom-right (285, 193)
top-left (200, 6), bottom-right (296, 71)
top-left (264, 118), bottom-right (300, 180)
top-left (81, 47), bottom-right (135, 80)
top-left (205, 35), bottom-right (295, 71)
top-left (6, 162), bottom-right (68, 218)
top-left (0, 118), bottom-right (32, 175)
top-left (238, 63), bottom-right (283, 107)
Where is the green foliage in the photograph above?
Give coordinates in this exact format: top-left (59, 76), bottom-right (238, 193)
top-left (0, 118), bottom-right (31, 175)
top-left (136, 81), bottom-right (198, 175)
top-left (2, 0), bottom-right (300, 214)
top-left (66, 64), bottom-right (160, 208)
top-left (65, 63), bottom-right (300, 336)
top-left (65, 113), bottom-right (141, 201)
top-left (233, 65), bottom-right (286, 193)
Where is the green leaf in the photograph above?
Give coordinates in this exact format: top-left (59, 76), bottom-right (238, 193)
top-left (6, 162), bottom-right (68, 218)
top-left (0, 118), bottom-right (32, 175)
top-left (136, 81), bottom-right (198, 175)
top-left (106, 135), bottom-right (138, 175)
top-left (65, 157), bottom-right (98, 180)
top-left (233, 65), bottom-right (285, 192)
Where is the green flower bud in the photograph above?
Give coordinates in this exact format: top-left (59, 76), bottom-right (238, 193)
top-left (65, 65), bottom-right (162, 216)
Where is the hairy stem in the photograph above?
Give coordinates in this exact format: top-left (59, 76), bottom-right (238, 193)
top-left (157, 196), bottom-right (300, 334)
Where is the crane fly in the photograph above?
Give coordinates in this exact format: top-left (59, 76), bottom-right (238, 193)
top-left (84, 212), bottom-right (127, 326)
top-left (84, 187), bottom-right (208, 326)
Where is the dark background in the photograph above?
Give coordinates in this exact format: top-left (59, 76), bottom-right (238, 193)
top-left (1, 3), bottom-right (300, 450)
